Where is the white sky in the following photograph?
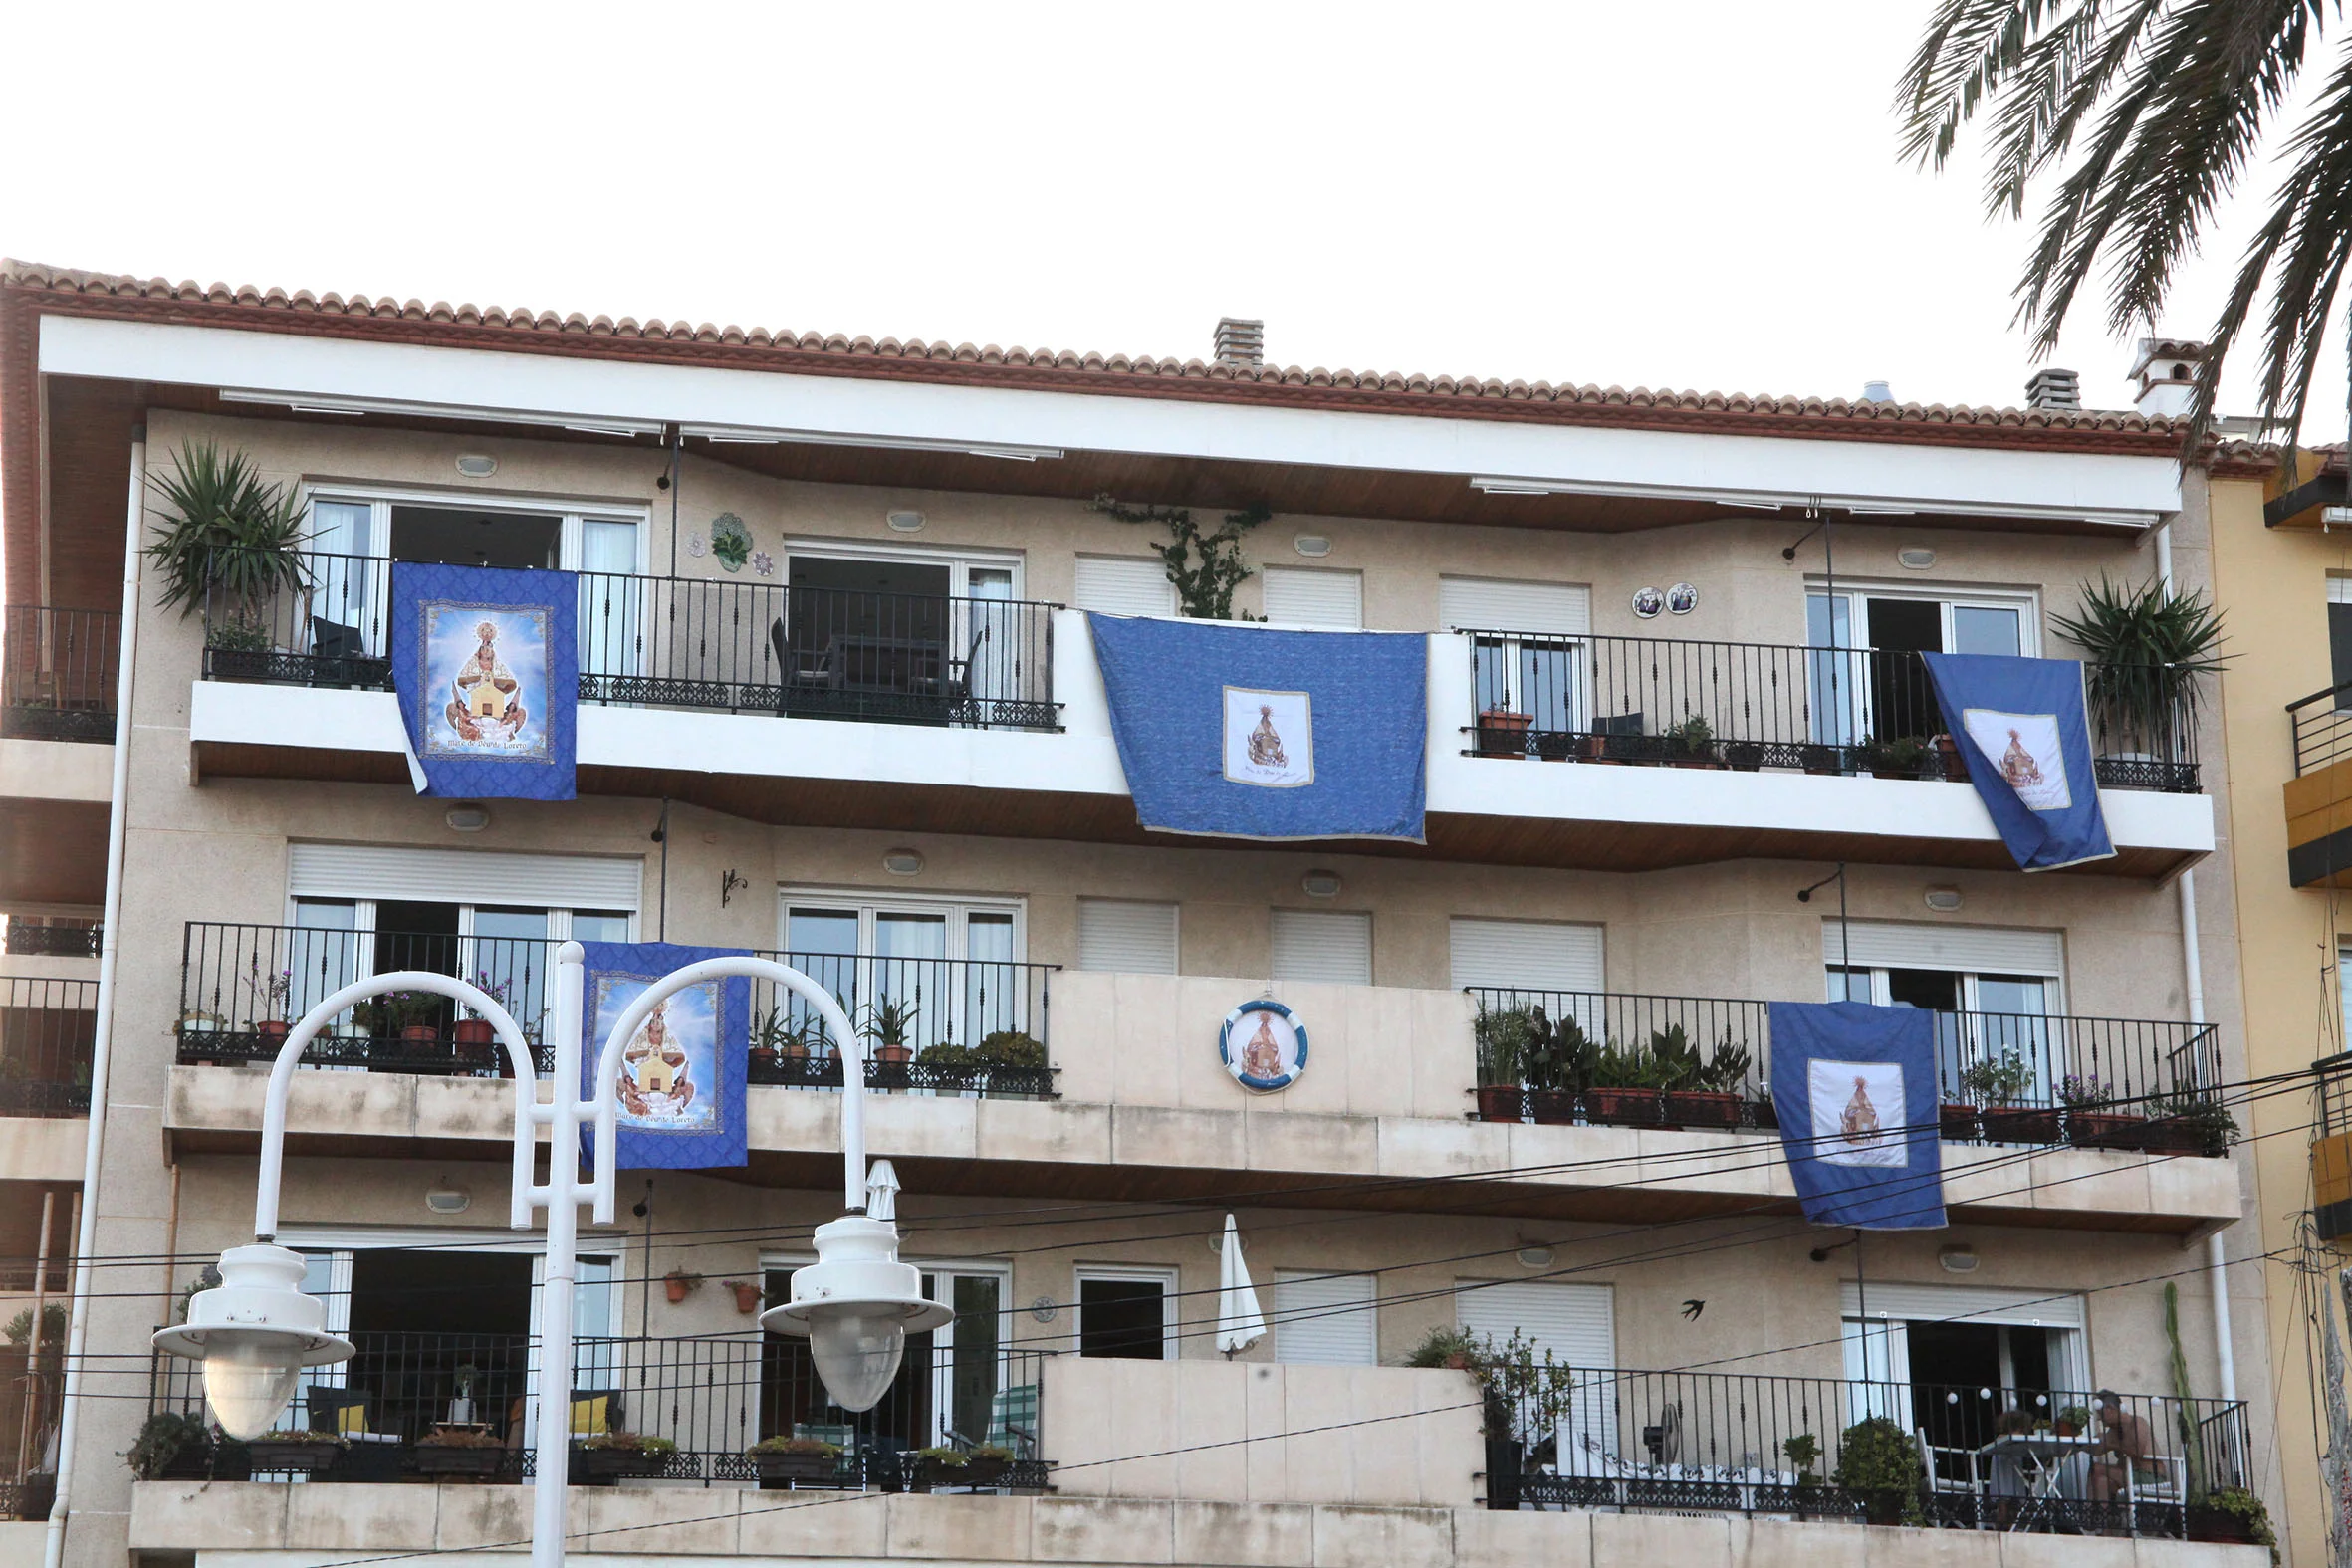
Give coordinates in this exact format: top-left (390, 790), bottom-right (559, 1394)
top-left (3, 0), bottom-right (2344, 433)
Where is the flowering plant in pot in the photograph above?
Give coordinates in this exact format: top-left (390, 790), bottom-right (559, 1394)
top-left (577, 1430), bottom-right (675, 1480)
top-left (747, 1434), bottom-right (842, 1483)
top-left (243, 1429), bottom-right (349, 1474)
top-left (1961, 1051), bottom-right (2059, 1142)
top-left (413, 1423), bottom-right (506, 1477)
top-left (911, 1442), bottom-right (1015, 1489)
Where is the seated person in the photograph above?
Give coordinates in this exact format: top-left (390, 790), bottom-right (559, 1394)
top-left (2085, 1391), bottom-right (2157, 1501)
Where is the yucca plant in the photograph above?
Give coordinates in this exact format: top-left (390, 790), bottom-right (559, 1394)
top-left (144, 441), bottom-right (313, 621)
top-left (2049, 576), bottom-right (2228, 761)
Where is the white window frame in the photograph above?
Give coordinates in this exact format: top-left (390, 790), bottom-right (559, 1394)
top-left (761, 1251), bottom-right (1014, 1445)
top-left (301, 484), bottom-right (654, 575)
top-left (1805, 579), bottom-right (2041, 745)
top-left (1073, 1263), bottom-right (1179, 1361)
top-left (777, 886), bottom-right (1026, 962)
top-left (779, 535), bottom-right (1025, 602)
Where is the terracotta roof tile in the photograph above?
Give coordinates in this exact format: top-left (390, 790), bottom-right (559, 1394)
top-left (2, 258), bottom-right (2191, 448)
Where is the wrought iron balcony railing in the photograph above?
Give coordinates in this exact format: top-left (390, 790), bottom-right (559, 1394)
top-left (1, 606), bottom-right (118, 743)
top-left (0, 917), bottom-right (101, 959)
top-left (0, 977), bottom-right (96, 1117)
top-left (145, 1330), bottom-right (1050, 1491)
top-left (198, 550), bottom-right (1061, 732)
top-left (1466, 987), bottom-right (2226, 1153)
top-left (2288, 678), bottom-right (2352, 777)
top-left (1460, 629), bottom-right (2203, 792)
top-left (175, 922), bottom-right (1056, 1098)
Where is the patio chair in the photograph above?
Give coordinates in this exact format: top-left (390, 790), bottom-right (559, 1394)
top-left (2121, 1452), bottom-right (2187, 1535)
top-left (984, 1382), bottom-right (1040, 1458)
top-left (769, 617), bottom-right (837, 716)
top-left (1915, 1428), bottom-right (1986, 1528)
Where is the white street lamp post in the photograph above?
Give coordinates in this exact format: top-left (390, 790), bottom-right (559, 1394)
top-left (153, 944), bottom-right (947, 1568)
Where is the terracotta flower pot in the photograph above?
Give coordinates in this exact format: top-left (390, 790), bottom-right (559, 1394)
top-left (1982, 1105), bottom-right (2063, 1144)
top-left (730, 1281), bottom-right (762, 1314)
top-left (452, 1018), bottom-right (497, 1046)
top-left (1661, 1090), bottom-right (1742, 1129)
top-left (1584, 1086), bottom-right (1664, 1126)
top-left (875, 1042), bottom-right (913, 1067)
top-left (257, 1019), bottom-right (292, 1042)
top-left (665, 1276), bottom-right (691, 1303)
top-left (1474, 1085), bottom-right (1525, 1123)
top-left (400, 1024), bottom-right (441, 1044)
top-left (1939, 1104), bottom-right (1981, 1141)
top-left (1475, 711), bottom-right (1531, 759)
top-left (1527, 1090), bottom-right (1578, 1125)
top-left (2067, 1110), bottom-right (2142, 1149)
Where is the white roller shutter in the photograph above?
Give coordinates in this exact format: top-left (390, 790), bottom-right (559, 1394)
top-left (1839, 1281), bottom-right (2084, 1330)
top-left (1077, 899), bottom-right (1179, 975)
top-left (1823, 920), bottom-right (2063, 977)
top-left (1439, 578), bottom-right (1591, 636)
top-left (1274, 1270), bottom-right (1378, 1366)
top-left (1448, 919), bottom-right (1604, 993)
top-left (1074, 557), bottom-right (1176, 617)
top-left (287, 845), bottom-right (643, 911)
top-left (1261, 566), bottom-right (1364, 629)
top-left (1270, 910), bottom-right (1372, 985)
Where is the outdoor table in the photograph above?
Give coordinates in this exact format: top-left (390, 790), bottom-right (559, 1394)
top-left (1975, 1433), bottom-right (2096, 1531)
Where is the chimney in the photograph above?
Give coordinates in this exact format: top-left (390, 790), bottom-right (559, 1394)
top-left (2023, 367), bottom-right (2082, 411)
top-left (1860, 379), bottom-right (1894, 404)
top-left (1213, 317), bottom-right (1265, 368)
top-left (2127, 337), bottom-right (2206, 419)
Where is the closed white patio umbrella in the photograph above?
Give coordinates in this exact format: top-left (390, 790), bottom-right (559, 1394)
top-left (1216, 1213), bottom-right (1266, 1357)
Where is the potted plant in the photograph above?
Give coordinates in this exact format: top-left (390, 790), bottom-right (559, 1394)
top-left (1930, 733), bottom-right (1971, 781)
top-left (1522, 1008), bottom-right (1595, 1125)
top-left (1663, 714), bottom-right (1720, 768)
top-left (1667, 1031), bottom-right (1752, 1128)
top-left (663, 1269), bottom-right (703, 1304)
top-left (2052, 1404), bottom-right (2090, 1439)
top-left (2050, 575), bottom-right (2228, 785)
top-left (746, 1434), bottom-right (842, 1484)
top-left (861, 996), bottom-right (920, 1069)
top-left (1583, 1041), bottom-right (1667, 1127)
top-left (355, 991), bottom-right (443, 1054)
top-left (244, 1429), bottom-right (349, 1475)
top-left (1858, 734), bottom-right (1931, 780)
top-left (1722, 738), bottom-right (1767, 772)
top-left (126, 1410), bottom-right (210, 1481)
top-left (974, 1028), bottom-right (1048, 1070)
top-left (2134, 1089), bottom-right (2237, 1155)
top-left (1961, 1051), bottom-right (2058, 1142)
top-left (242, 958), bottom-right (294, 1041)
top-left (916, 1039), bottom-right (981, 1093)
top-left (1472, 1004), bottom-right (1533, 1122)
top-left (413, 1423), bottom-right (505, 1478)
top-left (577, 1431), bottom-right (675, 1480)
top-left (143, 440), bottom-right (315, 665)
top-left (1831, 1415), bottom-right (1924, 1527)
top-left (2060, 1074), bottom-right (2140, 1147)
top-left (722, 1278), bottom-right (764, 1314)
top-left (2186, 1485), bottom-right (2275, 1548)
top-left (1475, 707), bottom-right (1532, 758)
top-left (909, 1443), bottom-right (1014, 1490)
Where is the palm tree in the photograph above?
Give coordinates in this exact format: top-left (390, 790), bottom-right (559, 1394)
top-left (1899, 2), bottom-right (2352, 456)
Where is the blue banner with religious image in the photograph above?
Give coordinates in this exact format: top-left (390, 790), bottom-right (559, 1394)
top-left (1086, 613), bottom-right (1427, 841)
top-left (1923, 652), bottom-right (2113, 872)
top-left (579, 941), bottom-right (751, 1171)
top-left (1767, 1001), bottom-right (1946, 1231)
top-left (390, 562), bottom-right (577, 799)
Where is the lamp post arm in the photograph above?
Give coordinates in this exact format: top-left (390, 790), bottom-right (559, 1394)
top-left (587, 957), bottom-right (867, 1219)
top-left (253, 972), bottom-right (539, 1240)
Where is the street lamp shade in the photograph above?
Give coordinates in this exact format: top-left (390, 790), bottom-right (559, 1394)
top-left (152, 1244), bottom-right (354, 1440)
top-left (761, 1215), bottom-right (951, 1412)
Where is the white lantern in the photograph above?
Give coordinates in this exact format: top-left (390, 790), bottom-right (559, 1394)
top-left (761, 1216), bottom-right (951, 1413)
top-left (152, 1244), bottom-right (354, 1441)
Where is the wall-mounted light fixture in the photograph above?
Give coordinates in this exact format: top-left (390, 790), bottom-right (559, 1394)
top-left (444, 804), bottom-right (491, 833)
top-left (1300, 870), bottom-right (1342, 899)
top-left (455, 455), bottom-right (498, 478)
top-left (882, 849), bottom-right (925, 877)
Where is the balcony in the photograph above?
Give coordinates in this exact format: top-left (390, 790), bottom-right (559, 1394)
top-left (0, 917), bottom-right (99, 960)
top-left (0, 977), bottom-right (95, 1118)
top-left (2286, 679), bottom-right (2352, 887)
top-left (143, 1331), bottom-right (1050, 1492)
top-left (1466, 988), bottom-right (2228, 1155)
top-left (1, 606), bottom-right (117, 744)
top-left (1462, 628), bottom-right (2201, 792)
top-left (200, 550), bottom-right (1062, 731)
top-left (173, 921), bottom-right (1057, 1099)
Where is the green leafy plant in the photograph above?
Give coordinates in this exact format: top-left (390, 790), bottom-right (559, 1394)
top-left (974, 1029), bottom-right (1047, 1069)
top-left (1781, 1432), bottom-right (1821, 1485)
top-left (1959, 1050), bottom-right (2032, 1107)
top-left (1699, 1034), bottom-right (1754, 1094)
top-left (2145, 1089), bottom-right (2239, 1148)
top-left (173, 1265), bottom-right (222, 1324)
top-left (1832, 1415), bottom-right (1924, 1524)
top-left (1647, 1023), bottom-right (1706, 1091)
top-left (2192, 1487), bottom-right (2277, 1551)
top-left (1399, 1324), bottom-right (1575, 1439)
top-left (253, 1429), bottom-right (349, 1447)
top-left (1400, 1325), bottom-right (1485, 1370)
top-left (1524, 1010), bottom-right (1597, 1096)
top-left (2058, 1073), bottom-right (2114, 1110)
top-left (144, 440), bottom-right (314, 619)
top-left (582, 1431), bottom-right (676, 1453)
top-left (964, 1443), bottom-right (1015, 1463)
top-left (353, 990), bottom-right (440, 1035)
top-left (2049, 576), bottom-right (2228, 759)
top-left (205, 616), bottom-right (272, 652)
top-left (5, 1302), bottom-right (65, 1348)
top-left (1473, 1004), bottom-right (1536, 1087)
top-left (914, 1445), bottom-right (972, 1465)
top-left (754, 1007), bottom-right (826, 1060)
top-left (748, 1435), bottom-right (841, 1456)
top-left (125, 1410), bottom-right (209, 1479)
top-left (859, 996), bottom-right (921, 1055)
top-left (1665, 713), bottom-right (1716, 761)
top-left (2055, 1404), bottom-right (2091, 1435)
top-left (1091, 494), bottom-right (1272, 620)
top-left (916, 1041), bottom-right (976, 1069)
top-left (2164, 1282), bottom-right (2208, 1497)
top-left (1858, 735), bottom-right (1932, 776)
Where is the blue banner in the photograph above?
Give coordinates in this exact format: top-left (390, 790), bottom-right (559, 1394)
top-left (1923, 652), bottom-right (2113, 871)
top-left (390, 562), bottom-right (577, 799)
top-left (580, 941), bottom-right (751, 1171)
top-left (1767, 1002), bottom-right (1946, 1231)
top-left (1086, 613), bottom-right (1427, 841)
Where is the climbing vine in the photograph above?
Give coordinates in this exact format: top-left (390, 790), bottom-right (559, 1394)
top-left (1090, 494), bottom-right (1272, 620)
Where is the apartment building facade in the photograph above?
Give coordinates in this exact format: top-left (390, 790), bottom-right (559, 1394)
top-left (0, 261), bottom-right (2281, 1566)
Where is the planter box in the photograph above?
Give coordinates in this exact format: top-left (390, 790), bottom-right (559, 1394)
top-left (1474, 1085), bottom-right (1525, 1123)
top-left (753, 1451), bottom-right (842, 1484)
top-left (1661, 1090), bottom-right (1743, 1129)
top-left (413, 1446), bottom-right (506, 1478)
top-left (1527, 1090), bottom-right (1576, 1125)
top-left (2186, 1506), bottom-right (2263, 1545)
top-left (1939, 1104), bottom-right (1981, 1141)
top-left (912, 1456), bottom-right (1009, 1491)
top-left (576, 1447), bottom-right (669, 1482)
top-left (1475, 713), bottom-right (1531, 759)
top-left (243, 1441), bottom-right (342, 1474)
top-left (1722, 742), bottom-right (1765, 773)
top-left (1982, 1106), bottom-right (2063, 1144)
top-left (2131, 1116), bottom-right (2221, 1155)
top-left (2067, 1111), bottom-right (2143, 1149)
top-left (1584, 1086), bottom-right (1665, 1127)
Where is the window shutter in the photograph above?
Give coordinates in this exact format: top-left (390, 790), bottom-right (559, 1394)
top-left (1439, 578), bottom-right (1591, 636)
top-left (1822, 921), bottom-right (2062, 976)
top-left (1273, 1270), bottom-right (1378, 1365)
top-left (1074, 557), bottom-right (1176, 617)
top-left (1456, 1280), bottom-right (1616, 1366)
top-left (1261, 566), bottom-right (1364, 628)
top-left (1448, 919), bottom-right (1604, 993)
top-left (1839, 1281), bottom-right (2084, 1329)
top-left (287, 845), bottom-right (642, 911)
top-left (1078, 900), bottom-right (1178, 975)
top-left (1270, 910), bottom-right (1372, 985)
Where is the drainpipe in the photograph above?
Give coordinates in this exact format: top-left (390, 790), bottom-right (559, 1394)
top-left (44, 432), bottom-right (144, 1568)
top-left (2153, 520), bottom-right (2238, 1405)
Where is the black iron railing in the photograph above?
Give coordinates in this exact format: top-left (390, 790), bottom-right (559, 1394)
top-left (1467, 987), bottom-right (2225, 1151)
top-left (175, 923), bottom-right (1056, 1096)
top-left (0, 978), bottom-right (96, 1117)
top-left (2, 607), bottom-right (118, 743)
top-left (1492, 1367), bottom-right (2247, 1538)
top-left (2289, 679), bottom-right (2352, 777)
top-left (0, 917), bottom-right (100, 959)
top-left (147, 1331), bottom-right (1049, 1490)
top-left (1460, 630), bottom-right (2203, 792)
top-left (198, 550), bottom-right (1062, 732)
